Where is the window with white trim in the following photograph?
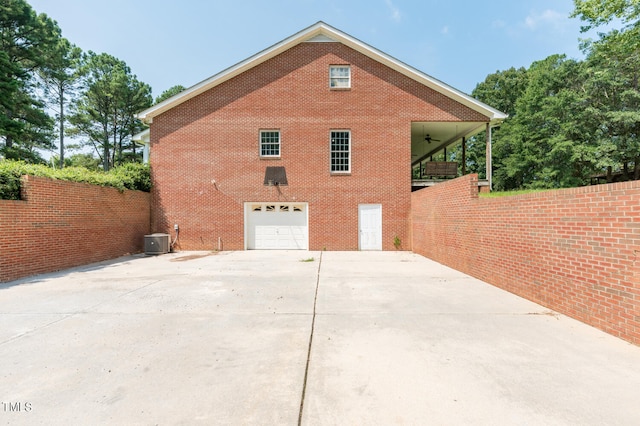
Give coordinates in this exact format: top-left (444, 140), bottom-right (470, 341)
top-left (330, 130), bottom-right (351, 173)
top-left (260, 130), bottom-right (280, 157)
top-left (329, 65), bottom-right (351, 88)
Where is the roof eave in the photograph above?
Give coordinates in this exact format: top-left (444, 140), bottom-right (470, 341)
top-left (132, 128), bottom-right (150, 146)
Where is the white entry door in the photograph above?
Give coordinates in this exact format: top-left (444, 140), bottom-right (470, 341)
top-left (246, 203), bottom-right (308, 250)
top-left (358, 204), bottom-right (382, 250)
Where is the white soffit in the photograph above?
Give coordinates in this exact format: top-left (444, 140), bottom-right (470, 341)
top-left (136, 21), bottom-right (507, 124)
top-left (306, 34), bottom-right (338, 42)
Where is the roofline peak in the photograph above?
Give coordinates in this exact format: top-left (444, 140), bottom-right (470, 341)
top-left (136, 22), bottom-right (506, 123)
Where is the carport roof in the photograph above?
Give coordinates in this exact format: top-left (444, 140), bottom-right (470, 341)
top-left (136, 21), bottom-right (507, 125)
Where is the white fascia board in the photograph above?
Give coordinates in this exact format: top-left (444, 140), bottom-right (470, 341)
top-left (136, 21), bottom-right (507, 124)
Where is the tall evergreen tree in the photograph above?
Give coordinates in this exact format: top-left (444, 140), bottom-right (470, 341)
top-left (39, 38), bottom-right (83, 168)
top-left (0, 0), bottom-right (59, 161)
top-left (68, 52), bottom-right (152, 171)
top-left (154, 85), bottom-right (186, 105)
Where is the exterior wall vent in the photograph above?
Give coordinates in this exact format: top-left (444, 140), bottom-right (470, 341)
top-left (144, 233), bottom-right (170, 255)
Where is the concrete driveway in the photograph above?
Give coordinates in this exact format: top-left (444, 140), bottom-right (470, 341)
top-left (1, 251), bottom-right (639, 425)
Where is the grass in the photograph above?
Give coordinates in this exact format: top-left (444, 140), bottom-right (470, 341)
top-left (300, 257), bottom-right (315, 262)
top-left (480, 188), bottom-right (553, 198)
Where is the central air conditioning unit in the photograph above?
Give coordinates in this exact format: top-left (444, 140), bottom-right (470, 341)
top-left (144, 233), bottom-right (170, 255)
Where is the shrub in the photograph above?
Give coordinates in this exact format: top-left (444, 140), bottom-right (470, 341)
top-left (0, 160), bottom-right (151, 200)
top-left (0, 161), bottom-right (24, 200)
top-left (111, 163), bottom-right (151, 192)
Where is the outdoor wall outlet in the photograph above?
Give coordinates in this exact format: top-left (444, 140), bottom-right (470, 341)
top-left (174, 224), bottom-right (179, 231)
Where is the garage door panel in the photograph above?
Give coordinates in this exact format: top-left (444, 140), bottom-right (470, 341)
top-left (247, 203), bottom-right (308, 250)
top-left (255, 226), bottom-right (278, 250)
top-left (278, 226), bottom-right (306, 249)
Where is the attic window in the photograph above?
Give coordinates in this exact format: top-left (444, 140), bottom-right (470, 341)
top-left (330, 65), bottom-right (350, 89)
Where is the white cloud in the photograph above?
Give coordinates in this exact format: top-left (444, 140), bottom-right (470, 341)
top-left (524, 9), bottom-right (565, 31)
top-left (385, 0), bottom-right (401, 23)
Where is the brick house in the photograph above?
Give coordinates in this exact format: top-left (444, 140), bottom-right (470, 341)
top-left (136, 22), bottom-right (506, 251)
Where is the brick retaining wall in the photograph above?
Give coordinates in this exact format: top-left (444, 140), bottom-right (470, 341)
top-left (1, 176), bottom-right (151, 283)
top-left (411, 174), bottom-right (640, 345)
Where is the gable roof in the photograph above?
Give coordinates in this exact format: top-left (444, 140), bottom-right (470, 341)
top-left (136, 21), bottom-right (507, 124)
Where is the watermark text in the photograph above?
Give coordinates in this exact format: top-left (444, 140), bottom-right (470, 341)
top-left (2, 402), bottom-right (32, 413)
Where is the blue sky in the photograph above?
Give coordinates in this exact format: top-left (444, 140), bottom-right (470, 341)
top-left (28, 0), bottom-right (591, 98)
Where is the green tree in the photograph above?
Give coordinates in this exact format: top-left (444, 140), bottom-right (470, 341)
top-left (493, 56), bottom-right (595, 189)
top-left (68, 153), bottom-right (101, 170)
top-left (39, 38), bottom-right (83, 168)
top-left (472, 67), bottom-right (529, 118)
top-left (460, 1), bottom-right (640, 190)
top-left (572, 0), bottom-right (640, 31)
top-left (573, 0), bottom-right (640, 180)
top-left (69, 52), bottom-right (152, 171)
top-left (0, 0), bottom-right (59, 162)
top-left (581, 32), bottom-right (640, 179)
top-left (460, 67), bottom-right (528, 181)
top-left (154, 84), bottom-right (186, 104)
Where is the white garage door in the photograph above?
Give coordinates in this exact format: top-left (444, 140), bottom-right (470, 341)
top-left (246, 203), bottom-right (308, 250)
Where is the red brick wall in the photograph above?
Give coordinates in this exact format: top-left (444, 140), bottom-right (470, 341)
top-left (0, 176), bottom-right (150, 283)
top-left (411, 174), bottom-right (640, 345)
top-left (150, 42), bottom-right (487, 251)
